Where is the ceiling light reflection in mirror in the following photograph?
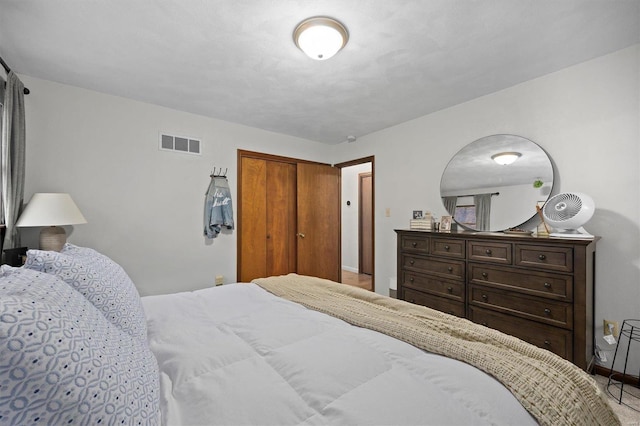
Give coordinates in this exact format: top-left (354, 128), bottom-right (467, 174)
top-left (491, 151), bottom-right (522, 165)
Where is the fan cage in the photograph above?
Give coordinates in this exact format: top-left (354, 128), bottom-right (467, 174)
top-left (543, 193), bottom-right (583, 222)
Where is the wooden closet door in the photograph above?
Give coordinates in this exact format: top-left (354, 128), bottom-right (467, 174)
top-left (238, 150), bottom-right (341, 283)
top-left (239, 156), bottom-right (297, 282)
top-left (296, 163), bottom-right (341, 282)
top-left (266, 161), bottom-right (297, 276)
top-left (239, 157), bottom-right (267, 282)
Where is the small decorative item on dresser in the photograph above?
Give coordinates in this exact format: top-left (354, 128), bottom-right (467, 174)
top-left (410, 211), bottom-right (433, 230)
top-left (440, 215), bottom-right (452, 231)
top-left (536, 201), bottom-right (550, 236)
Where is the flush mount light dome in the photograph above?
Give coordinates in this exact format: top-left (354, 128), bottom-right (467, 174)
top-left (491, 152), bottom-right (522, 165)
top-left (293, 17), bottom-right (349, 60)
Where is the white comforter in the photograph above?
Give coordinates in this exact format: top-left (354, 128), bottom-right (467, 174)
top-left (142, 283), bottom-right (536, 425)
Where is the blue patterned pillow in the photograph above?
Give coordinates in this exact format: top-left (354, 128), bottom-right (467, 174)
top-left (24, 248), bottom-right (147, 342)
top-left (0, 266), bottom-right (160, 424)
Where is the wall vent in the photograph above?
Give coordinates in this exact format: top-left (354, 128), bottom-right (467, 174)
top-left (159, 133), bottom-right (201, 155)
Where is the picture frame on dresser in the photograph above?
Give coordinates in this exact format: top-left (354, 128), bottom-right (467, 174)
top-left (440, 215), bottom-right (452, 231)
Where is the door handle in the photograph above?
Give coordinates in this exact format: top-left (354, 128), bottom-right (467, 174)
top-left (297, 233), bottom-right (305, 238)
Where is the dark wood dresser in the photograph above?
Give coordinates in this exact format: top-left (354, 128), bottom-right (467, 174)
top-left (395, 229), bottom-right (598, 370)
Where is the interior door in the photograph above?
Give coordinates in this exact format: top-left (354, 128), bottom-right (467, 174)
top-left (239, 157), bottom-right (267, 281)
top-left (359, 172), bottom-right (373, 275)
top-left (266, 160), bottom-right (297, 276)
top-left (296, 162), bottom-right (341, 281)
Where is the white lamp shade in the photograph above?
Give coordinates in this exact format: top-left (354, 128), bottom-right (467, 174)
top-left (16, 193), bottom-right (87, 227)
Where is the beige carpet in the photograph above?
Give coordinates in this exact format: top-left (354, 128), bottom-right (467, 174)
top-left (594, 374), bottom-right (640, 425)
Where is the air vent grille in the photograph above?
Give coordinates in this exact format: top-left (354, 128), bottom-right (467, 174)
top-left (159, 133), bottom-right (201, 155)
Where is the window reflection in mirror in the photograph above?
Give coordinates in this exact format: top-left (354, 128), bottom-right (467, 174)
top-left (440, 135), bottom-right (554, 232)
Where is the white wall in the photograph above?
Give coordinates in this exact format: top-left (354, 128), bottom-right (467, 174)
top-left (20, 76), bottom-right (330, 296)
top-left (331, 45), bottom-right (640, 369)
top-left (341, 163), bottom-right (372, 272)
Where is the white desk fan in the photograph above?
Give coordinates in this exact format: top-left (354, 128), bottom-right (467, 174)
top-left (542, 192), bottom-right (595, 238)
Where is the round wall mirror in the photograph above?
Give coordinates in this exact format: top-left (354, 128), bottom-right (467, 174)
top-left (440, 134), bottom-right (554, 232)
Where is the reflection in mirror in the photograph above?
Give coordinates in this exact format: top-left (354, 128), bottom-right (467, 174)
top-left (440, 135), bottom-right (554, 232)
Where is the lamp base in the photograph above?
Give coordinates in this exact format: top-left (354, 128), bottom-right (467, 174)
top-left (40, 226), bottom-right (67, 251)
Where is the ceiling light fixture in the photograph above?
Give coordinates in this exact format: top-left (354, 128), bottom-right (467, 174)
top-left (491, 152), bottom-right (522, 165)
top-left (293, 17), bottom-right (349, 60)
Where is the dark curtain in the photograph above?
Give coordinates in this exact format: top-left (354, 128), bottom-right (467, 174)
top-left (1, 71), bottom-right (26, 249)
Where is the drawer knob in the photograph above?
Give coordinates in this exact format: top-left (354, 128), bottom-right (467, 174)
top-left (410, 260), bottom-right (415, 265)
top-left (544, 282), bottom-right (551, 289)
top-left (409, 277), bottom-right (414, 282)
top-left (447, 266), bottom-right (453, 272)
top-left (481, 294), bottom-right (488, 300)
top-left (447, 286), bottom-right (453, 293)
top-left (544, 340), bottom-right (551, 346)
top-left (409, 299), bottom-right (415, 303)
top-left (544, 308), bottom-right (551, 315)
top-left (538, 254), bottom-right (546, 260)
top-left (481, 322), bottom-right (488, 327)
top-left (485, 249), bottom-right (492, 255)
top-left (412, 242), bottom-right (417, 247)
top-left (444, 245), bottom-right (450, 251)
top-left (481, 272), bottom-right (488, 279)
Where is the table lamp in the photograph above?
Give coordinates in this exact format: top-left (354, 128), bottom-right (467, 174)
top-left (16, 193), bottom-right (87, 251)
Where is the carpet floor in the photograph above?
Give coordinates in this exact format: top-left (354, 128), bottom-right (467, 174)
top-left (594, 374), bottom-right (639, 425)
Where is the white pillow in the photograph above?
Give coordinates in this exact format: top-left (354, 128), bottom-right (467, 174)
top-left (0, 266), bottom-right (159, 424)
top-left (24, 248), bottom-right (147, 342)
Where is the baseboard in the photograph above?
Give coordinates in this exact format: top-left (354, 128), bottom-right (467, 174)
top-left (593, 364), bottom-right (639, 385)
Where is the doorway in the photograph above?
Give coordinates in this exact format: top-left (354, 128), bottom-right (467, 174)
top-left (337, 157), bottom-right (374, 291)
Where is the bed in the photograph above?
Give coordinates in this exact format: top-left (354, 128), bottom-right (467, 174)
top-left (0, 244), bottom-right (620, 425)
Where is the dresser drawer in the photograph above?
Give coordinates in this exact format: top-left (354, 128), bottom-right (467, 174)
top-left (401, 234), bottom-right (429, 253)
top-left (401, 254), bottom-right (465, 281)
top-left (468, 241), bottom-right (512, 264)
top-left (468, 263), bottom-right (573, 301)
top-left (515, 244), bottom-right (573, 272)
top-left (431, 238), bottom-right (465, 259)
top-left (468, 306), bottom-right (572, 360)
top-left (403, 288), bottom-right (465, 317)
top-left (469, 285), bottom-right (573, 328)
top-left (402, 271), bottom-right (464, 301)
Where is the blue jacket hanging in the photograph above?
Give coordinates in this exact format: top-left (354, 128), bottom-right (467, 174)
top-left (204, 176), bottom-right (234, 238)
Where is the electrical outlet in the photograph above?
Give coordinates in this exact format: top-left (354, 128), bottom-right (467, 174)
top-left (603, 319), bottom-right (619, 337)
top-left (215, 275), bottom-right (224, 286)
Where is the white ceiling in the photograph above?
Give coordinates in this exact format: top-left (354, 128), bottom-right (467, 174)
top-left (1, 0), bottom-right (638, 144)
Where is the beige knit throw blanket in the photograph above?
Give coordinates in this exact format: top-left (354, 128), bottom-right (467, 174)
top-left (252, 274), bottom-right (620, 426)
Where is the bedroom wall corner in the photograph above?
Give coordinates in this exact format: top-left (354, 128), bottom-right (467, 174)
top-left (20, 76), bottom-right (330, 296)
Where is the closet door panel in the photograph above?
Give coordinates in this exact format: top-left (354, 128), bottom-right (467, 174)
top-left (239, 157), bottom-right (267, 282)
top-left (266, 161), bottom-right (297, 276)
top-left (297, 163), bottom-right (340, 281)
